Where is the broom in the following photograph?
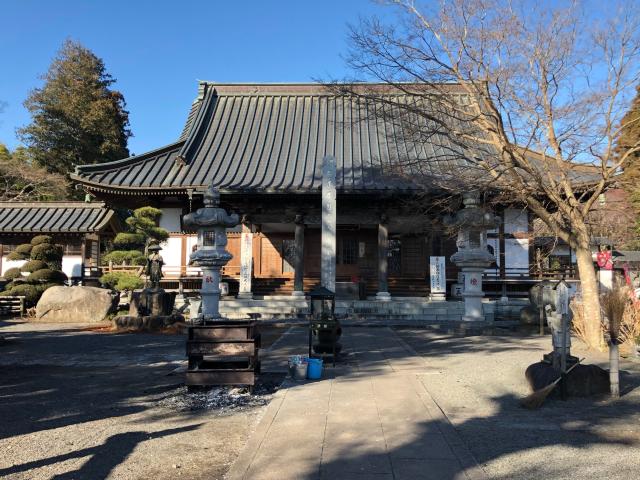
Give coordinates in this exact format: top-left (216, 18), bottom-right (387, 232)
top-left (520, 357), bottom-right (584, 409)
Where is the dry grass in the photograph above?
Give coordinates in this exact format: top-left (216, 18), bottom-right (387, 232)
top-left (572, 290), bottom-right (640, 356)
top-left (619, 300), bottom-right (640, 356)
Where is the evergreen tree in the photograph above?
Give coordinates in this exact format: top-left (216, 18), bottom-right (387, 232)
top-left (18, 39), bottom-right (131, 176)
top-left (617, 85), bottom-right (640, 248)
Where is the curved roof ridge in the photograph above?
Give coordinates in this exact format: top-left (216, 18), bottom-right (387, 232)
top-left (178, 83), bottom-right (218, 163)
top-left (74, 141), bottom-right (185, 175)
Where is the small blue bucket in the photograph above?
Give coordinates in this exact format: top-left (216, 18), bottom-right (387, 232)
top-left (306, 358), bottom-right (323, 379)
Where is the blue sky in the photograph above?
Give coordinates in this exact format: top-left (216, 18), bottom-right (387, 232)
top-left (0, 0), bottom-right (386, 155)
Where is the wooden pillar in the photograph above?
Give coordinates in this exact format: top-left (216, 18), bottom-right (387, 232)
top-left (80, 238), bottom-right (86, 283)
top-left (376, 217), bottom-right (391, 301)
top-left (293, 214), bottom-right (305, 296)
top-left (499, 209), bottom-right (507, 300)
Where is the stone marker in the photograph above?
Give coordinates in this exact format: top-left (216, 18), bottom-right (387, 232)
top-left (429, 256), bottom-right (446, 301)
top-left (238, 229), bottom-right (253, 299)
top-left (321, 155), bottom-right (336, 293)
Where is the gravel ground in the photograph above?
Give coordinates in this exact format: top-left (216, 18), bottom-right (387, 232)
top-left (395, 326), bottom-right (640, 480)
top-left (0, 319), bottom-right (285, 480)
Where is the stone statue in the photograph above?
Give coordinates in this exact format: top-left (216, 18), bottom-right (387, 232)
top-left (146, 244), bottom-right (164, 290)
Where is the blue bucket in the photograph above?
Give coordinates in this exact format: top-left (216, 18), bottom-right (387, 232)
top-left (306, 358), bottom-right (323, 379)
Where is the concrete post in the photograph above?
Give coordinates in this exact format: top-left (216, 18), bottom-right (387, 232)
top-left (293, 214), bottom-right (305, 296)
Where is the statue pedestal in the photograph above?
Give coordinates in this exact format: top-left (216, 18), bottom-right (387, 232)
top-left (460, 266), bottom-right (486, 321)
top-left (130, 288), bottom-right (175, 317)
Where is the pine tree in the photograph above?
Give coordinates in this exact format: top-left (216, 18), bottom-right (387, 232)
top-left (18, 39), bottom-right (131, 176)
top-left (100, 207), bottom-right (168, 292)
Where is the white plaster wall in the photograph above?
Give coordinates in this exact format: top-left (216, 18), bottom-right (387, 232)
top-left (62, 255), bottom-right (82, 279)
top-left (159, 208), bottom-right (183, 233)
top-left (505, 238), bottom-right (529, 275)
top-left (162, 237), bottom-right (183, 277)
top-left (3, 256), bottom-right (83, 279)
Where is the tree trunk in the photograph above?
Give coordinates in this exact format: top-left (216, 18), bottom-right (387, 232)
top-left (609, 341), bottom-right (620, 397)
top-left (574, 245), bottom-right (604, 350)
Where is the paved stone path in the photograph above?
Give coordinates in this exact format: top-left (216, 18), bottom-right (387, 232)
top-left (228, 327), bottom-right (486, 480)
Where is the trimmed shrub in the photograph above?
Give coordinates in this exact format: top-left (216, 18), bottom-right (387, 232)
top-left (20, 260), bottom-right (48, 273)
top-left (28, 269), bottom-right (67, 284)
top-left (3, 267), bottom-right (23, 281)
top-left (8, 283), bottom-right (42, 306)
top-left (113, 232), bottom-right (146, 250)
top-left (6, 250), bottom-right (29, 261)
top-left (31, 243), bottom-right (64, 270)
top-left (100, 272), bottom-right (144, 291)
top-left (15, 244), bottom-right (33, 256)
top-left (31, 235), bottom-right (53, 246)
top-left (102, 250), bottom-right (146, 266)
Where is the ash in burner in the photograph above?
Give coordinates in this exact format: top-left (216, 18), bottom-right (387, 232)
top-left (158, 374), bottom-right (284, 414)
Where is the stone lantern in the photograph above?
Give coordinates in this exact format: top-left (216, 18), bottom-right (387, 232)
top-left (449, 192), bottom-right (499, 321)
top-left (183, 184), bottom-right (239, 324)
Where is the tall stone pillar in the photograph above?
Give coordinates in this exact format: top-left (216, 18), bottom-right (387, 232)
top-left (321, 155), bottom-right (336, 293)
top-left (376, 217), bottom-right (391, 301)
top-left (238, 220), bottom-right (253, 299)
top-left (293, 214), bottom-right (305, 296)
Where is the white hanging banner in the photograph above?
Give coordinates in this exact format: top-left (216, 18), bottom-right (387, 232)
top-left (239, 232), bottom-right (253, 294)
top-left (430, 256), bottom-right (446, 294)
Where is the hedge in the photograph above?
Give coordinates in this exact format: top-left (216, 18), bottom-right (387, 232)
top-left (3, 267), bottom-right (23, 281)
top-left (15, 244), bottom-right (33, 255)
top-left (28, 269), bottom-right (68, 284)
top-left (31, 235), bottom-right (53, 246)
top-left (100, 272), bottom-right (144, 291)
top-left (6, 250), bottom-right (29, 261)
top-left (102, 250), bottom-right (146, 266)
top-left (20, 260), bottom-right (48, 273)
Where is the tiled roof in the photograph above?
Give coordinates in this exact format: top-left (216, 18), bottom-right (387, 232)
top-left (73, 82), bottom-right (476, 194)
top-left (0, 202), bottom-right (116, 234)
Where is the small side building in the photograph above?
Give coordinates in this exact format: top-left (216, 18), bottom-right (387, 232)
top-left (0, 201), bottom-right (120, 282)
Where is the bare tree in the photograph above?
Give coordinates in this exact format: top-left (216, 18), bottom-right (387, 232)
top-left (338, 0), bottom-right (640, 348)
top-left (0, 144), bottom-right (68, 201)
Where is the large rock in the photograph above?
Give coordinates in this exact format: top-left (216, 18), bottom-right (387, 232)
top-left (35, 286), bottom-right (117, 323)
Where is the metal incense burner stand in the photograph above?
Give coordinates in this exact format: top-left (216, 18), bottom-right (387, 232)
top-left (183, 184), bottom-right (260, 387)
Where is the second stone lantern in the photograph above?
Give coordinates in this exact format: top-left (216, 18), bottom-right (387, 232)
top-left (183, 184), bottom-right (239, 324)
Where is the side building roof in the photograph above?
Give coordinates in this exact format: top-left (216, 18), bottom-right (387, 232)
top-left (0, 202), bottom-right (118, 235)
top-left (72, 82), bottom-right (478, 195)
